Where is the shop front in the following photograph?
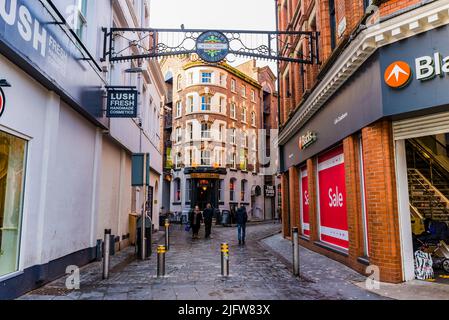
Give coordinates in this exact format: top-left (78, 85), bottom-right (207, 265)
top-left (280, 23), bottom-right (449, 283)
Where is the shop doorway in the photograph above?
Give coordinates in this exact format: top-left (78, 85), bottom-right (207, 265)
top-left (403, 134), bottom-right (449, 283)
top-left (191, 179), bottom-right (219, 211)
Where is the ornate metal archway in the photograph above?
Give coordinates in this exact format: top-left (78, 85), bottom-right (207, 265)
top-left (101, 28), bottom-right (320, 65)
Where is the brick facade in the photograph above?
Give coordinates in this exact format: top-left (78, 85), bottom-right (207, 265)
top-left (277, 0), bottom-right (427, 283)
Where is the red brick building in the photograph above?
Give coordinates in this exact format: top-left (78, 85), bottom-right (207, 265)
top-left (278, 0), bottom-right (449, 283)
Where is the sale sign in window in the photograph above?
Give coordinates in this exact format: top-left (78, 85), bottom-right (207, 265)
top-left (317, 145), bottom-right (349, 250)
top-left (300, 167), bottom-right (310, 237)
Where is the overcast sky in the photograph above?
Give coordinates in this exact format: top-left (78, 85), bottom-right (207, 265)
top-left (150, 0), bottom-right (278, 72)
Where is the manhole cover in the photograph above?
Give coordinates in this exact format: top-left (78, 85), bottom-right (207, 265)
top-left (29, 287), bottom-right (74, 296)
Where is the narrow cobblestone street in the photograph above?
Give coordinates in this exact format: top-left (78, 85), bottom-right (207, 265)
top-left (19, 223), bottom-right (385, 300)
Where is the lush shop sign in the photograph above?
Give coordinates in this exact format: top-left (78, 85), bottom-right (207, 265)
top-left (317, 146), bottom-right (348, 250)
top-left (106, 89), bottom-right (138, 118)
top-left (0, 0), bottom-right (105, 125)
top-left (300, 167), bottom-right (310, 237)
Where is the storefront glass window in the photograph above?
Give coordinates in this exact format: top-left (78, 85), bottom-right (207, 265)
top-left (0, 131), bottom-right (27, 277)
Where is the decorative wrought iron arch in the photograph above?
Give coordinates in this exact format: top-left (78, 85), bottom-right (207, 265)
top-left (101, 28), bottom-right (320, 65)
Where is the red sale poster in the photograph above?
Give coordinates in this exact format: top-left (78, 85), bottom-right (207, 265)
top-left (300, 167), bottom-right (310, 237)
top-left (317, 145), bottom-right (349, 250)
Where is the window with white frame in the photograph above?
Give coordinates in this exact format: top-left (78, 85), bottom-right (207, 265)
top-left (251, 111), bottom-right (256, 126)
top-left (251, 89), bottom-right (256, 102)
top-left (243, 132), bottom-right (248, 148)
top-left (230, 128), bottom-right (236, 145)
top-left (187, 123), bottom-right (193, 141)
top-left (188, 149), bottom-right (194, 166)
top-left (201, 95), bottom-right (211, 111)
top-left (75, 0), bottom-right (88, 40)
top-left (241, 153), bottom-right (248, 171)
top-left (201, 72), bottom-right (212, 83)
top-left (219, 97), bottom-right (225, 113)
top-left (231, 79), bottom-right (236, 92)
top-left (230, 102), bottom-right (236, 119)
top-left (201, 150), bottom-right (211, 166)
top-left (175, 152), bottom-right (182, 169)
top-left (231, 152), bottom-right (237, 169)
top-left (177, 74), bottom-right (182, 91)
top-left (242, 107), bottom-right (247, 123)
top-left (187, 96), bottom-right (194, 113)
top-left (188, 72), bottom-right (194, 85)
top-left (219, 124), bottom-right (225, 142)
top-left (201, 122), bottom-right (211, 139)
top-left (241, 85), bottom-right (246, 97)
top-left (220, 73), bottom-right (226, 86)
top-left (175, 127), bottom-right (182, 143)
top-left (215, 149), bottom-right (224, 167)
top-left (252, 135), bottom-right (257, 150)
top-left (176, 101), bottom-right (182, 118)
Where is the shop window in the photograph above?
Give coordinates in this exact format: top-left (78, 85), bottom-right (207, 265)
top-left (358, 134), bottom-right (370, 257)
top-left (241, 180), bottom-right (247, 202)
top-left (174, 178), bottom-right (181, 202)
top-left (186, 179), bottom-right (191, 202)
top-left (0, 131), bottom-right (27, 278)
top-left (218, 179), bottom-right (224, 202)
top-left (300, 167), bottom-right (310, 237)
top-left (317, 145), bottom-right (348, 250)
top-left (230, 178), bottom-right (236, 201)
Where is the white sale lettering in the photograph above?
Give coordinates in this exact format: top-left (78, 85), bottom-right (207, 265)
top-left (328, 187), bottom-right (344, 208)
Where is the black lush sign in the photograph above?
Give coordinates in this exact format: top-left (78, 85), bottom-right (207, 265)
top-left (107, 89), bottom-right (138, 118)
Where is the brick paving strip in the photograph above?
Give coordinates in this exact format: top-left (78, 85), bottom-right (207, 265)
top-left (19, 223), bottom-right (386, 300)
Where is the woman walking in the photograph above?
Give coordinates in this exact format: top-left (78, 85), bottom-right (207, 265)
top-left (189, 205), bottom-right (203, 239)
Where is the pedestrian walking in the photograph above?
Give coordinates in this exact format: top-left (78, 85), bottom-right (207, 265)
top-left (236, 204), bottom-right (248, 245)
top-left (189, 205), bottom-right (203, 239)
top-left (203, 203), bottom-right (214, 239)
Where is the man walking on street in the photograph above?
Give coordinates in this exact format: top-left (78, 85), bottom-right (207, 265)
top-left (236, 204), bottom-right (248, 245)
top-left (203, 203), bottom-right (214, 239)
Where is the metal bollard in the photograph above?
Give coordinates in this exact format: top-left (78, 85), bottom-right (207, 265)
top-left (165, 219), bottom-right (170, 251)
top-left (292, 227), bottom-right (300, 276)
top-left (157, 245), bottom-right (166, 277)
top-left (221, 243), bottom-right (229, 277)
top-left (103, 229), bottom-right (111, 279)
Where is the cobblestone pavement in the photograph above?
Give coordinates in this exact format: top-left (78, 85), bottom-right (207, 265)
top-left (19, 223), bottom-right (386, 300)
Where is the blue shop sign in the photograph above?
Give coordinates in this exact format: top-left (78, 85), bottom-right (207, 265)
top-left (0, 0), bottom-right (106, 127)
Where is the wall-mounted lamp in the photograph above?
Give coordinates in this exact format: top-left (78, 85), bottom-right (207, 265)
top-left (0, 79), bottom-right (11, 87)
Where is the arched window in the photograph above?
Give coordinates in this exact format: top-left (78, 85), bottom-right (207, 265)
top-left (174, 178), bottom-right (181, 202)
top-left (241, 180), bottom-right (247, 202)
top-left (230, 178), bottom-right (237, 202)
top-left (230, 102), bottom-right (236, 118)
top-left (242, 107), bottom-right (247, 123)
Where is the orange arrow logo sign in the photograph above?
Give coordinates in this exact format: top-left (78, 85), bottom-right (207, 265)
top-left (384, 61), bottom-right (412, 88)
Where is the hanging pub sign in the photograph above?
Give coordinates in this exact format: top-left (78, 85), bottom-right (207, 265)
top-left (196, 31), bottom-right (230, 63)
top-left (0, 88), bottom-right (5, 118)
top-left (299, 131), bottom-right (317, 150)
top-left (106, 88), bottom-right (138, 118)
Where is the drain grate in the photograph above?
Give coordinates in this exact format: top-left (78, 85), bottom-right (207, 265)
top-left (29, 287), bottom-right (73, 296)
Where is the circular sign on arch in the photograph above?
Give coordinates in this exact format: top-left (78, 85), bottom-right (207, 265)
top-left (196, 31), bottom-right (230, 63)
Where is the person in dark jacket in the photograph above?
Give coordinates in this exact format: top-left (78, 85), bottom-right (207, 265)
top-left (203, 203), bottom-right (214, 239)
top-left (236, 204), bottom-right (248, 245)
top-left (189, 205), bottom-right (203, 239)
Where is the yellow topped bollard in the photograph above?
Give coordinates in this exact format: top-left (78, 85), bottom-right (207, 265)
top-left (221, 243), bottom-right (229, 277)
top-left (157, 245), bottom-right (166, 277)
